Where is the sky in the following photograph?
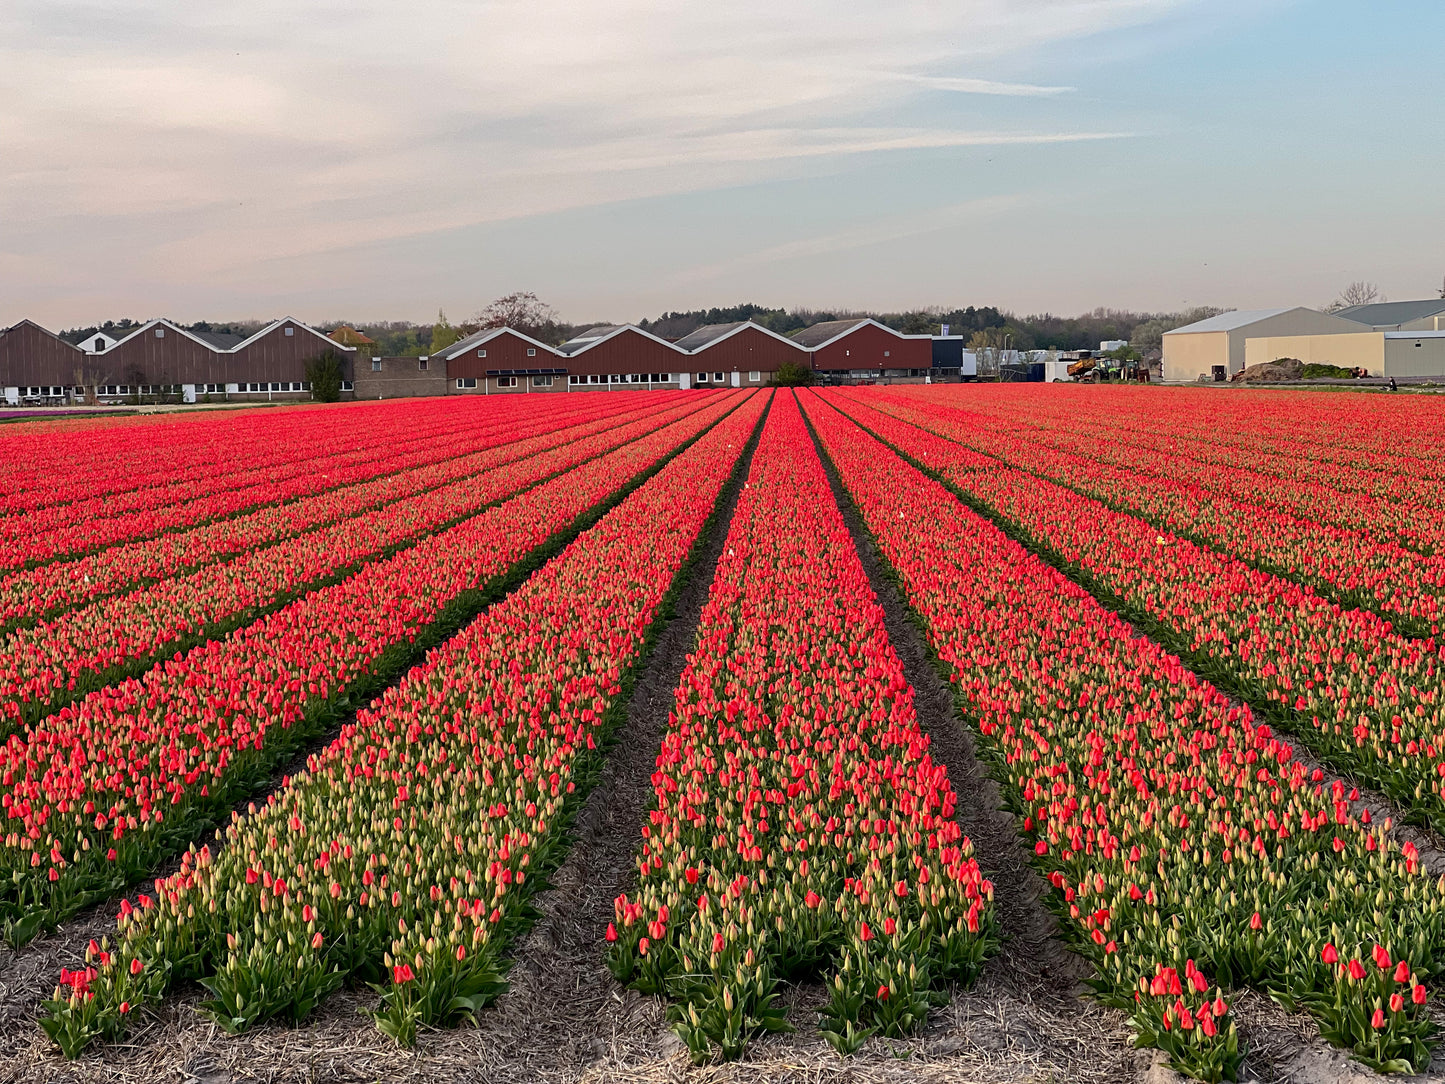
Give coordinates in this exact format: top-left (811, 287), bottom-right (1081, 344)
top-left (2, 0), bottom-right (1442, 328)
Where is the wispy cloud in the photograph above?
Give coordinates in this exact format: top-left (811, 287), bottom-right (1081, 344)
top-left (899, 74), bottom-right (1076, 97)
top-left (0, 0), bottom-right (1191, 320)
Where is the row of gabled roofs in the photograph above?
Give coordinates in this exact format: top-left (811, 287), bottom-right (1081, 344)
top-left (11, 315), bottom-right (924, 364)
top-left (437, 316), bottom-right (929, 363)
top-left (1, 313), bottom-right (941, 391)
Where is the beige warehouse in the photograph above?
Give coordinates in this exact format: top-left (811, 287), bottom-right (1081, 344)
top-left (1163, 307), bottom-right (1366, 382)
top-left (1246, 330), bottom-right (1445, 378)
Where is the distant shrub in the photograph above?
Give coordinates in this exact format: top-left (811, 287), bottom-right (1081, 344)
top-left (307, 351), bottom-right (345, 402)
top-left (770, 360), bottom-right (815, 387)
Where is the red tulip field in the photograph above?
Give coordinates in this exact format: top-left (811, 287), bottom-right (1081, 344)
top-left (4, 385), bottom-right (1445, 1083)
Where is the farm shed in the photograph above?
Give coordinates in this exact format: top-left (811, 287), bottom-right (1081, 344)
top-left (96, 318), bottom-right (349, 402)
top-left (0, 320), bottom-right (87, 403)
top-left (557, 326), bottom-right (690, 389)
top-left (438, 328), bottom-right (567, 394)
top-left (1163, 308), bottom-right (1365, 382)
top-left (674, 321), bottom-right (806, 385)
top-left (226, 319), bottom-right (355, 396)
top-left (1245, 329), bottom-right (1445, 379)
top-left (1334, 299), bottom-right (1445, 332)
top-left (792, 319), bottom-right (932, 377)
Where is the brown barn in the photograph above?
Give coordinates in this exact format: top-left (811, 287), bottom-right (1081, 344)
top-left (674, 321), bottom-right (805, 386)
top-left (97, 319), bottom-right (234, 392)
top-left (792, 318), bottom-right (932, 377)
top-left (0, 320), bottom-right (89, 402)
top-left (439, 328), bottom-right (567, 394)
top-left (226, 319), bottom-right (355, 394)
top-left (557, 326), bottom-right (690, 390)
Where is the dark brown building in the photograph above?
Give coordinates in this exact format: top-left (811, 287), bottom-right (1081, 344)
top-left (1, 317), bottom-right (357, 403)
top-left (225, 319), bottom-right (356, 394)
top-left (557, 326), bottom-right (690, 389)
top-left (674, 321), bottom-right (806, 386)
top-left (0, 321), bottom-right (88, 401)
top-left (439, 328), bottom-right (568, 394)
top-left (792, 318), bottom-right (932, 376)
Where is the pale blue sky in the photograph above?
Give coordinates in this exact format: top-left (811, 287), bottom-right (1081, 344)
top-left (1, 0), bottom-right (1440, 327)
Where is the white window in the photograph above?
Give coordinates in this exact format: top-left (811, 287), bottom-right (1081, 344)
top-left (568, 375), bottom-right (581, 385)
top-left (371, 359), bottom-right (382, 372)
top-left (284, 326), bottom-right (294, 337)
top-left (418, 359), bottom-right (429, 371)
top-left (526, 347), bottom-right (536, 357)
top-left (660, 373), bottom-right (670, 381)
top-left (532, 375), bottom-right (553, 387)
top-left (155, 328), bottom-right (164, 338)
top-left (749, 371), bottom-right (760, 382)
top-left (340, 380), bottom-right (354, 391)
top-left (456, 377), bottom-right (477, 389)
top-left (713, 372), bottom-right (723, 382)
top-left (884, 350), bottom-right (890, 357)
top-left (478, 349), bottom-right (486, 358)
top-left (271, 382), bottom-right (282, 391)
top-left (696, 372), bottom-right (708, 383)
top-left (496, 376), bottom-right (518, 388)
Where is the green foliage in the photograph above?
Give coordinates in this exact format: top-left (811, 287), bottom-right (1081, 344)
top-left (1302, 363), bottom-right (1358, 379)
top-left (430, 309), bottom-right (461, 355)
top-left (770, 359), bottom-right (815, 386)
top-left (306, 350), bottom-right (345, 402)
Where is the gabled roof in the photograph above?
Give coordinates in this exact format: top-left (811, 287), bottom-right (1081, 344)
top-left (100, 317), bottom-right (351, 356)
top-left (438, 326), bottom-right (560, 361)
top-left (1335, 299), bottom-right (1445, 327)
top-left (673, 320), bottom-right (810, 354)
top-left (673, 322), bottom-right (747, 350)
top-left (789, 317), bottom-right (929, 349)
top-left (790, 318), bottom-right (870, 348)
top-left (1163, 308), bottom-right (1306, 335)
top-left (233, 317), bottom-right (355, 354)
top-left (1, 319), bottom-right (84, 352)
top-left (100, 318), bottom-right (225, 354)
top-left (328, 325), bottom-right (375, 347)
top-left (556, 324), bottom-right (687, 358)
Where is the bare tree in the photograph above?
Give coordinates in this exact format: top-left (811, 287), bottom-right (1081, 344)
top-left (470, 291), bottom-right (564, 343)
top-left (1326, 281), bottom-right (1384, 312)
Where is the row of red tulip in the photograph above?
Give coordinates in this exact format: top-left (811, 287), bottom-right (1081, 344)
top-left (856, 391), bottom-right (1445, 635)
top-left (0, 395), bottom-right (720, 734)
top-left (608, 394), bottom-right (994, 1062)
top-left (0, 395), bottom-right (690, 632)
top-left (0, 394), bottom-right (590, 518)
top-left (3, 394), bottom-right (681, 570)
top-left (0, 391), bottom-right (748, 946)
top-left (826, 396), bottom-right (1445, 838)
top-left (0, 400), bottom-right (499, 552)
top-left (888, 386), bottom-right (1445, 555)
top-left (802, 390), bottom-right (1441, 1079)
top-left (826, 391), bottom-right (1445, 842)
top-left (936, 384), bottom-right (1445, 482)
top-left (37, 391), bottom-right (769, 1057)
